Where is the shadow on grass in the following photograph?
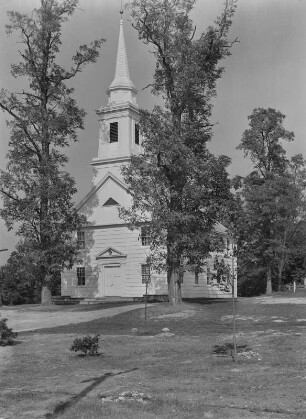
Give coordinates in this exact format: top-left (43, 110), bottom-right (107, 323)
top-left (75, 353), bottom-right (103, 358)
top-left (0, 339), bottom-right (22, 347)
top-left (183, 298), bottom-right (233, 305)
top-left (45, 368), bottom-right (138, 418)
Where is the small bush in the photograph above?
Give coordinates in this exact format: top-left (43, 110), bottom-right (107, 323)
top-left (70, 335), bottom-right (100, 356)
top-left (238, 275), bottom-right (266, 297)
top-left (0, 318), bottom-right (18, 346)
top-left (213, 343), bottom-right (251, 361)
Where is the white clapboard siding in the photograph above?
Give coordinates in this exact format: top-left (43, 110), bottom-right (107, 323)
top-left (62, 224), bottom-right (168, 298)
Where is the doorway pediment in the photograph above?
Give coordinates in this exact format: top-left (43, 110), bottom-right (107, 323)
top-left (96, 247), bottom-right (127, 260)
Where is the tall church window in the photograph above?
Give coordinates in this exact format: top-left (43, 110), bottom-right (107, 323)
top-left (135, 123), bottom-right (140, 145)
top-left (77, 267), bottom-right (86, 286)
top-left (77, 231), bottom-right (85, 249)
top-left (110, 122), bottom-right (118, 142)
top-left (140, 226), bottom-right (151, 246)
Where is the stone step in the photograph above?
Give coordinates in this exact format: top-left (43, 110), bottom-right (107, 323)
top-left (53, 300), bottom-right (80, 305)
top-left (52, 296), bottom-right (84, 305)
top-left (79, 297), bottom-right (136, 305)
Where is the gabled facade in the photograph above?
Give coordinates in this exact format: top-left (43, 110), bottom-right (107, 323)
top-left (61, 13), bottom-right (237, 301)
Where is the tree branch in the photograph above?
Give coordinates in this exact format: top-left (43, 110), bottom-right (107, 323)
top-left (0, 188), bottom-right (21, 203)
top-left (0, 101), bottom-right (42, 159)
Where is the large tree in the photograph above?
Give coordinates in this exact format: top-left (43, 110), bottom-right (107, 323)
top-left (0, 0), bottom-right (104, 304)
top-left (272, 155), bottom-right (306, 290)
top-left (0, 242), bottom-right (58, 305)
top-left (236, 108), bottom-right (306, 294)
top-left (120, 0), bottom-right (237, 304)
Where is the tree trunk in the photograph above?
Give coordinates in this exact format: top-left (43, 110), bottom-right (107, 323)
top-left (166, 242), bottom-right (181, 305)
top-left (277, 244), bottom-right (287, 292)
top-left (168, 270), bottom-right (182, 305)
top-left (277, 267), bottom-right (283, 292)
top-left (41, 285), bottom-right (52, 305)
top-left (266, 264), bottom-right (272, 295)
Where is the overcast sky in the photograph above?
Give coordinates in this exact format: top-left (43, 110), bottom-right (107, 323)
top-left (0, 0), bottom-right (306, 265)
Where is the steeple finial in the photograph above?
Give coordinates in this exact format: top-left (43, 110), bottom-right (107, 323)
top-left (120, 0), bottom-right (124, 17)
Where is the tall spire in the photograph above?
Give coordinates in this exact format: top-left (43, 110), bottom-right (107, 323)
top-left (107, 7), bottom-right (137, 104)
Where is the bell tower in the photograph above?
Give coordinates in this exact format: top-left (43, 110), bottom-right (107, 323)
top-left (91, 9), bottom-right (140, 183)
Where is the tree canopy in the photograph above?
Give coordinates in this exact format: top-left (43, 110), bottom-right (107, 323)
top-left (121, 0), bottom-right (238, 304)
top-left (0, 0), bottom-right (104, 304)
top-left (235, 108), bottom-right (306, 295)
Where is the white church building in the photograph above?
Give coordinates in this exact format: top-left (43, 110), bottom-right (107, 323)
top-left (61, 14), bottom-right (237, 302)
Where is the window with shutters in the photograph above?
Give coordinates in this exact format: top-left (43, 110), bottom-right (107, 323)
top-left (110, 122), bottom-right (118, 142)
top-left (77, 231), bottom-right (85, 249)
top-left (77, 267), bottom-right (85, 286)
top-left (140, 226), bottom-right (151, 246)
top-left (141, 264), bottom-right (150, 284)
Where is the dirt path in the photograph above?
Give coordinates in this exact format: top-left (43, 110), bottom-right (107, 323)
top-left (0, 303), bottom-right (149, 332)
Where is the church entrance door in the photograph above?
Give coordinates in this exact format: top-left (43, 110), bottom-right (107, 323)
top-left (102, 264), bottom-right (122, 296)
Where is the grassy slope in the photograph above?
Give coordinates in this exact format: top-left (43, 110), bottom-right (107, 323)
top-left (1, 294), bottom-right (306, 418)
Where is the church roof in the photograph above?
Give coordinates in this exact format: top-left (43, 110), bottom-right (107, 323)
top-left (213, 222), bottom-right (229, 236)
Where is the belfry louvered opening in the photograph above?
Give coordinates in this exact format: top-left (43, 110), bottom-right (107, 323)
top-left (135, 123), bottom-right (139, 145)
top-left (110, 122), bottom-right (118, 142)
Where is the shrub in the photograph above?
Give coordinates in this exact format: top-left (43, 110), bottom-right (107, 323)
top-left (0, 318), bottom-right (18, 346)
top-left (70, 335), bottom-right (100, 356)
top-left (238, 275), bottom-right (266, 297)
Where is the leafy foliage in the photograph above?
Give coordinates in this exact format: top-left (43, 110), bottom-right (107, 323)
top-left (213, 256), bottom-right (231, 284)
top-left (235, 108), bottom-right (306, 295)
top-left (0, 242), bottom-right (61, 305)
top-left (121, 0), bottom-right (237, 303)
top-left (237, 265), bottom-right (267, 297)
top-left (70, 335), bottom-right (100, 356)
top-left (237, 108), bottom-right (294, 178)
top-left (0, 318), bottom-right (18, 346)
top-left (0, 0), bottom-right (104, 303)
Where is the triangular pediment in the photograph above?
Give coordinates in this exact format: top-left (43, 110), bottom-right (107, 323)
top-left (77, 172), bottom-right (129, 212)
top-left (96, 247), bottom-right (127, 260)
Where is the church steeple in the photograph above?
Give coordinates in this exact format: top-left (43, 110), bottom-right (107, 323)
top-left (93, 8), bottom-right (140, 174)
top-left (107, 10), bottom-right (137, 105)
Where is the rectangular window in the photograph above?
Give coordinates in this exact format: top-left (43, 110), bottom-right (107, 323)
top-left (77, 231), bottom-right (85, 249)
top-left (226, 238), bottom-right (230, 253)
top-left (194, 266), bottom-right (200, 285)
top-left (77, 267), bottom-right (85, 286)
top-left (179, 268), bottom-right (183, 284)
top-left (195, 272), bottom-right (199, 285)
top-left (141, 226), bottom-right (151, 246)
top-left (110, 122), bottom-right (118, 143)
top-left (135, 123), bottom-right (140, 145)
top-left (207, 267), bottom-right (211, 285)
top-left (141, 264), bottom-right (150, 284)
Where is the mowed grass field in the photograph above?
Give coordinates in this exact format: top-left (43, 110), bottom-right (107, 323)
top-left (1, 292), bottom-right (306, 419)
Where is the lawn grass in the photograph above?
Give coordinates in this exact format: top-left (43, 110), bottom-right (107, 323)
top-left (1, 295), bottom-right (306, 418)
